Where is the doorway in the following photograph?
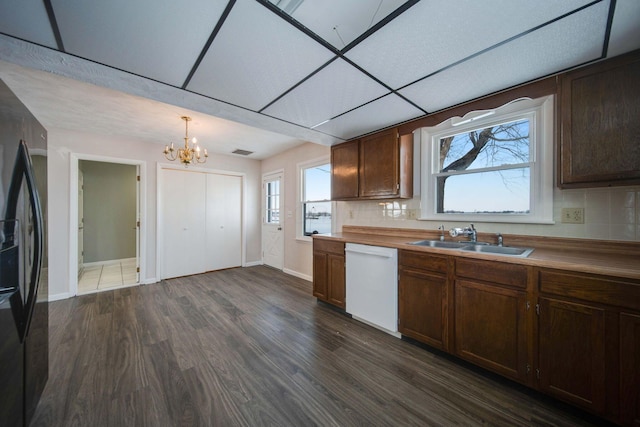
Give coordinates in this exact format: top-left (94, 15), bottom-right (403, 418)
top-left (72, 158), bottom-right (142, 295)
top-left (262, 171), bottom-right (284, 270)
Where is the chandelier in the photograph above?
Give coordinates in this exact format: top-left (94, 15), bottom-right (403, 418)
top-left (164, 116), bottom-right (208, 166)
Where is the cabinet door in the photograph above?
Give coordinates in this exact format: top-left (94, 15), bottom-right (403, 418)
top-left (312, 251), bottom-right (328, 301)
top-left (455, 279), bottom-right (528, 383)
top-left (359, 128), bottom-right (399, 198)
top-left (559, 52), bottom-right (640, 187)
top-left (538, 297), bottom-right (606, 414)
top-left (621, 312), bottom-right (640, 426)
top-left (399, 267), bottom-right (448, 351)
top-left (327, 254), bottom-right (345, 309)
top-left (331, 140), bottom-right (359, 200)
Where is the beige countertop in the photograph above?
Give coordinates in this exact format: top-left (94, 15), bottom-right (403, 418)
top-left (314, 226), bottom-right (640, 281)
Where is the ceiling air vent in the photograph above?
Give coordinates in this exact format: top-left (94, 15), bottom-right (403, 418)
top-left (232, 149), bottom-right (253, 156)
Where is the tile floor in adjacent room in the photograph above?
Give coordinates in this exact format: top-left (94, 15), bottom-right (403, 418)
top-left (78, 258), bottom-right (138, 294)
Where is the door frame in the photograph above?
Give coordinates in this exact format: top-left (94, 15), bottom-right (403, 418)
top-left (69, 154), bottom-right (146, 296)
top-left (156, 162), bottom-right (247, 280)
top-left (262, 169), bottom-right (284, 270)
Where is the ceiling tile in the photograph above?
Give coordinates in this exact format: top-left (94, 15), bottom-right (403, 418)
top-left (0, 0), bottom-right (57, 48)
top-left (50, 0), bottom-right (228, 87)
top-left (187, 0), bottom-right (335, 111)
top-left (346, 0), bottom-right (596, 90)
top-left (607, 0), bottom-right (640, 57)
top-left (399, 1), bottom-right (609, 113)
top-left (314, 93), bottom-right (423, 140)
top-left (262, 58), bottom-right (390, 128)
top-left (269, 0), bottom-right (407, 50)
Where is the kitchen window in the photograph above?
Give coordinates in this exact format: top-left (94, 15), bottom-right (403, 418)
top-left (300, 159), bottom-right (331, 237)
top-left (419, 96), bottom-right (554, 224)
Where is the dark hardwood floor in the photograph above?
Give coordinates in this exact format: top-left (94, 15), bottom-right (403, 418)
top-left (32, 266), bottom-right (602, 426)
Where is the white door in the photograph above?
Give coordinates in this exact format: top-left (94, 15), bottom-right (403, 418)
top-left (206, 173), bottom-right (242, 271)
top-left (77, 168), bottom-right (84, 277)
top-left (262, 172), bottom-right (283, 270)
top-left (161, 169), bottom-right (207, 279)
top-left (135, 167), bottom-right (141, 283)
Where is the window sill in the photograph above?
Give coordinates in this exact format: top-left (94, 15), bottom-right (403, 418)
top-left (417, 215), bottom-right (555, 225)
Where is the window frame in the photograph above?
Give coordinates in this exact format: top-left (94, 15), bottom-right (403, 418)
top-left (419, 95), bottom-right (555, 224)
top-left (297, 157), bottom-right (333, 241)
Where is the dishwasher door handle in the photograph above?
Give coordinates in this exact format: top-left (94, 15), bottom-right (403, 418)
top-left (345, 248), bottom-right (394, 258)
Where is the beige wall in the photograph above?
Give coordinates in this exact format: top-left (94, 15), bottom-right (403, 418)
top-left (261, 142), bottom-right (330, 280)
top-left (47, 127), bottom-right (262, 299)
top-left (80, 160), bottom-right (137, 263)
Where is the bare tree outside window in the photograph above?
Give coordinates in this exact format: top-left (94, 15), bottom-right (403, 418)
top-left (436, 119), bottom-right (530, 213)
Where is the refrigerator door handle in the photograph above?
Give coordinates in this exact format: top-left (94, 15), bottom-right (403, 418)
top-left (5, 141), bottom-right (44, 342)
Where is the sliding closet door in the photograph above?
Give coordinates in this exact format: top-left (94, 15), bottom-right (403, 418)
top-left (161, 169), bottom-right (207, 279)
top-left (206, 173), bottom-right (242, 271)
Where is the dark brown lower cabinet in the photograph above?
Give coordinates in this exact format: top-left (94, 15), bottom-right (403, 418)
top-left (538, 297), bottom-right (606, 414)
top-left (312, 240), bottom-right (345, 309)
top-left (454, 279), bottom-right (528, 383)
top-left (621, 312), bottom-right (640, 426)
top-left (398, 266), bottom-right (448, 351)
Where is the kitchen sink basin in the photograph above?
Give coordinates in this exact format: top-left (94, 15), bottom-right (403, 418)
top-left (408, 240), bottom-right (471, 249)
top-left (461, 244), bottom-right (534, 257)
top-left (407, 240), bottom-right (534, 257)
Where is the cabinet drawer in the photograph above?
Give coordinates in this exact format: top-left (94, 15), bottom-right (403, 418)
top-left (539, 269), bottom-right (640, 311)
top-left (399, 250), bottom-right (448, 273)
top-left (313, 239), bottom-right (344, 255)
top-left (456, 258), bottom-right (528, 289)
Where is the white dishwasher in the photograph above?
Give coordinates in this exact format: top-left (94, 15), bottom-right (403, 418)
top-left (345, 243), bottom-right (399, 337)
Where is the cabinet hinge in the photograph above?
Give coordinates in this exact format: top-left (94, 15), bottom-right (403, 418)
top-left (536, 368), bottom-right (540, 380)
top-left (535, 303), bottom-right (540, 315)
top-left (526, 364), bottom-right (531, 374)
top-left (526, 301), bottom-right (530, 311)
top-left (397, 183), bottom-right (400, 190)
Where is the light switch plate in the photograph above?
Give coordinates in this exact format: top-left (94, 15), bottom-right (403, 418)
top-left (561, 208), bottom-right (585, 224)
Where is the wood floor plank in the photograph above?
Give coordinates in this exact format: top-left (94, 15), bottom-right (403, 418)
top-left (31, 266), bottom-right (607, 427)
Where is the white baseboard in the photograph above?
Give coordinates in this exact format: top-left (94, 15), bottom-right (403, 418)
top-left (244, 260), bottom-right (263, 267)
top-left (49, 292), bottom-right (72, 301)
top-left (283, 268), bottom-right (312, 282)
top-left (142, 278), bottom-right (158, 285)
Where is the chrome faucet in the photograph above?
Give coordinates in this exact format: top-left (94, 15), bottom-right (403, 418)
top-left (449, 223), bottom-right (477, 242)
top-left (496, 233), bottom-right (503, 246)
top-left (438, 224), bottom-right (445, 241)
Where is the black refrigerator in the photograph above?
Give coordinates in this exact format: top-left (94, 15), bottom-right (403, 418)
top-left (0, 79), bottom-right (48, 426)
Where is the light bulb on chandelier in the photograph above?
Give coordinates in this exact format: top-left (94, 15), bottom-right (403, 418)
top-left (163, 116), bottom-right (208, 166)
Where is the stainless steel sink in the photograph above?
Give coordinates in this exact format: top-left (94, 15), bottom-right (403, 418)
top-left (461, 244), bottom-right (534, 257)
top-left (407, 240), bottom-right (534, 257)
top-left (408, 240), bottom-right (471, 249)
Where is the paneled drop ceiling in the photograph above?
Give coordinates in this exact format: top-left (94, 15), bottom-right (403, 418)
top-left (0, 0), bottom-right (639, 158)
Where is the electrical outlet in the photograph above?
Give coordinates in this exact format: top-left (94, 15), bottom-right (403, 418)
top-left (349, 210), bottom-right (354, 219)
top-left (408, 210), bottom-right (417, 219)
top-left (561, 208), bottom-right (584, 224)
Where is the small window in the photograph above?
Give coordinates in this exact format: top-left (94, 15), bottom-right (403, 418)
top-left (301, 162), bottom-right (331, 236)
top-left (420, 96), bottom-right (554, 224)
top-left (264, 179), bottom-right (280, 224)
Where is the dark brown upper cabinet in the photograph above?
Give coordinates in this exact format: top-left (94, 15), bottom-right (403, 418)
top-left (559, 50), bottom-right (640, 188)
top-left (331, 128), bottom-right (413, 200)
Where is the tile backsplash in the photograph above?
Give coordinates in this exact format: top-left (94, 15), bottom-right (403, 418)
top-left (336, 186), bottom-right (640, 241)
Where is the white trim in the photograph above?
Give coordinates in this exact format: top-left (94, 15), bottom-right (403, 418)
top-left (418, 95), bottom-right (555, 224)
top-left (244, 260), bottom-right (263, 267)
top-left (283, 268), bottom-right (312, 282)
top-left (69, 153), bottom-right (147, 296)
top-left (49, 292), bottom-right (72, 301)
top-left (156, 162), bottom-right (247, 280)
